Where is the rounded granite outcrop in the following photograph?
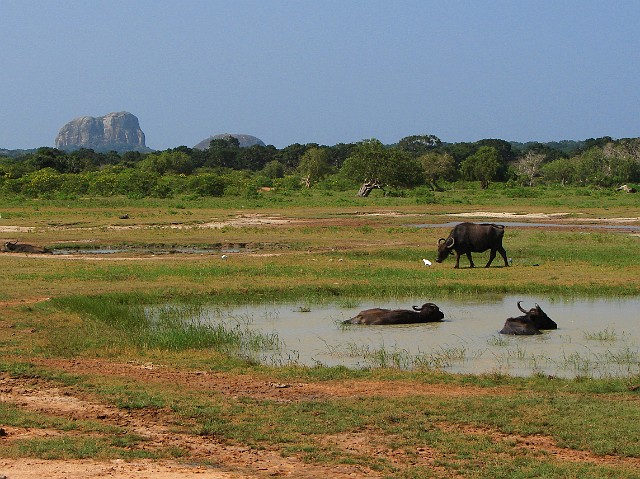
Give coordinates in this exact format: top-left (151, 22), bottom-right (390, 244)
top-left (55, 111), bottom-right (148, 152)
top-left (193, 133), bottom-right (266, 150)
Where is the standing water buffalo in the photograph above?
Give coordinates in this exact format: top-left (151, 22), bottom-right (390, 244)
top-left (343, 302), bottom-right (445, 325)
top-left (436, 222), bottom-right (508, 268)
top-left (2, 241), bottom-right (50, 254)
top-left (499, 301), bottom-right (557, 335)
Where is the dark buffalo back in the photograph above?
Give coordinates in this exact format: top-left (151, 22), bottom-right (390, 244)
top-left (344, 302), bottom-right (444, 325)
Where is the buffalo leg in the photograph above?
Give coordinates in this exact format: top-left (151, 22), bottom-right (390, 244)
top-left (454, 252), bottom-right (461, 268)
top-left (498, 246), bottom-right (509, 266)
top-left (498, 247), bottom-right (509, 266)
top-left (485, 249), bottom-right (497, 267)
top-left (466, 252), bottom-right (475, 268)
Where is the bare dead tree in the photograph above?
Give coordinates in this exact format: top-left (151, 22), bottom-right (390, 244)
top-left (515, 151), bottom-right (546, 186)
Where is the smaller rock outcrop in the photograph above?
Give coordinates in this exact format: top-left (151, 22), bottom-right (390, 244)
top-left (55, 111), bottom-right (149, 152)
top-left (193, 133), bottom-right (266, 150)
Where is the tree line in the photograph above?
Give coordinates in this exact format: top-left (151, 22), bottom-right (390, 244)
top-left (1, 135), bottom-right (638, 198)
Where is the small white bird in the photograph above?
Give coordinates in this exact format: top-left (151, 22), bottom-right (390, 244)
top-left (422, 259), bottom-right (432, 266)
top-left (221, 254), bottom-right (228, 260)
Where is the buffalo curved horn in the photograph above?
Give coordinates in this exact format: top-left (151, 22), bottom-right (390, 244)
top-left (438, 238), bottom-right (446, 245)
top-left (517, 301), bottom-right (527, 314)
top-left (412, 305), bottom-right (422, 311)
top-left (446, 237), bottom-right (455, 248)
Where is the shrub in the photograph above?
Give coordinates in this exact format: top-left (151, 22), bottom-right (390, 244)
top-left (188, 173), bottom-right (225, 197)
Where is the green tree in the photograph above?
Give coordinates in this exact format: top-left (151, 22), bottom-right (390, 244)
top-left (260, 160), bottom-right (285, 180)
top-left (341, 139), bottom-right (424, 196)
top-left (541, 157), bottom-right (578, 185)
top-left (205, 137), bottom-right (240, 169)
top-left (297, 147), bottom-right (333, 187)
top-left (418, 151), bottom-right (456, 190)
top-left (276, 143), bottom-right (316, 169)
top-left (397, 134), bottom-right (441, 156)
top-left (460, 146), bottom-right (500, 189)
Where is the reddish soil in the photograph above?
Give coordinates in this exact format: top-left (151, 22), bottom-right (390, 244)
top-left (1, 357), bottom-right (638, 478)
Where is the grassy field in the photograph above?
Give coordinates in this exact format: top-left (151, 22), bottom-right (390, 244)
top-left (0, 187), bottom-right (639, 478)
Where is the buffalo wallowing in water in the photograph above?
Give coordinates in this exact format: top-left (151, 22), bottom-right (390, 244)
top-left (499, 301), bottom-right (557, 335)
top-left (343, 302), bottom-right (445, 325)
top-left (2, 241), bottom-right (50, 254)
top-left (436, 222), bottom-right (509, 269)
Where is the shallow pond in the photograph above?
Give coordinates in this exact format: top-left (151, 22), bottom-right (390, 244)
top-left (168, 296), bottom-right (640, 378)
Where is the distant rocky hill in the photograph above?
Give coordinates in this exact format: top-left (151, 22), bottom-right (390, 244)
top-left (55, 111), bottom-right (151, 153)
top-left (193, 133), bottom-right (266, 150)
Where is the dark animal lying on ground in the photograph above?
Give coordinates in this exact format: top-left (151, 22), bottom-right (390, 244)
top-left (499, 301), bottom-right (557, 335)
top-left (436, 222), bottom-right (508, 268)
top-left (343, 302), bottom-right (445, 325)
top-left (1, 241), bottom-right (50, 254)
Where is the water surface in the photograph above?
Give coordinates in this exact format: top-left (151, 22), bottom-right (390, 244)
top-left (190, 296), bottom-right (640, 378)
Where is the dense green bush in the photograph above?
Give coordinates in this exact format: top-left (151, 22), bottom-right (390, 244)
top-left (1, 136), bottom-right (639, 199)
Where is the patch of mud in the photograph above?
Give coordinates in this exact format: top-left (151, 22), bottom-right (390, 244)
top-left (105, 214), bottom-right (299, 231)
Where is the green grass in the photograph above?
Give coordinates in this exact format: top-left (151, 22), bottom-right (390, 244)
top-left (0, 188), bottom-right (638, 475)
top-left (50, 295), bottom-right (282, 358)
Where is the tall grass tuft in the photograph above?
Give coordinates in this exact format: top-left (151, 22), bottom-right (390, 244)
top-left (53, 295), bottom-right (282, 357)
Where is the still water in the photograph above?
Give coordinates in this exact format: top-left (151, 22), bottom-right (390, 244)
top-left (182, 296), bottom-right (640, 378)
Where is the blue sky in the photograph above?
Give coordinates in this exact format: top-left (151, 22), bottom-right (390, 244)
top-left (2, 0), bottom-right (639, 150)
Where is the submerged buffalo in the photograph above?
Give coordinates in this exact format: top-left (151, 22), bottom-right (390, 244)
top-left (2, 241), bottom-right (50, 254)
top-left (343, 302), bottom-right (445, 325)
top-left (436, 222), bottom-right (508, 268)
top-left (499, 301), bottom-right (557, 335)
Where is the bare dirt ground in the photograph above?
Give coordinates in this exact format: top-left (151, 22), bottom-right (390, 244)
top-left (1, 357), bottom-right (639, 478)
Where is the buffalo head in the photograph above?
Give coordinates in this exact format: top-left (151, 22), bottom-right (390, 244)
top-left (412, 302), bottom-right (445, 321)
top-left (500, 301), bottom-right (557, 335)
top-left (516, 301), bottom-right (557, 330)
top-left (3, 241), bottom-right (17, 252)
top-left (435, 237), bottom-right (455, 263)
